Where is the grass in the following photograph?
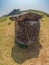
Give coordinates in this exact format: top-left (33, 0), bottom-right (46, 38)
top-left (0, 14), bottom-right (49, 65)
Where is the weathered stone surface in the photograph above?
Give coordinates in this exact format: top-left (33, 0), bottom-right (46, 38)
top-left (9, 12), bottom-right (42, 46)
top-left (10, 12), bottom-right (41, 21)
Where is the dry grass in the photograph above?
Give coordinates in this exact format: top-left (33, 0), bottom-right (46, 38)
top-left (0, 16), bottom-right (49, 65)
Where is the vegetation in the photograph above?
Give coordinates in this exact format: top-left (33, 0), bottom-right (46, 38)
top-left (22, 9), bottom-right (49, 17)
top-left (0, 17), bottom-right (6, 22)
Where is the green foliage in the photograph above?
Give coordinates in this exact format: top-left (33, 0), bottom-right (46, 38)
top-left (0, 17), bottom-right (6, 22)
top-left (8, 22), bottom-right (11, 25)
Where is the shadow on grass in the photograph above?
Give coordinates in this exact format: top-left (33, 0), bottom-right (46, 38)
top-left (11, 41), bottom-right (42, 64)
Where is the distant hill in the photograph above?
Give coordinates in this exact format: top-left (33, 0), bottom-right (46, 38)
top-left (3, 9), bottom-right (20, 17)
top-left (8, 9), bottom-right (20, 16)
top-left (2, 9), bottom-right (49, 17)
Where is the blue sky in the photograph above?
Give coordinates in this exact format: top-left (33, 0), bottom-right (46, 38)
top-left (0, 0), bottom-right (49, 16)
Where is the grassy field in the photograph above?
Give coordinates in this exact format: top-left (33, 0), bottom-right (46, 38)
top-left (0, 14), bottom-right (49, 65)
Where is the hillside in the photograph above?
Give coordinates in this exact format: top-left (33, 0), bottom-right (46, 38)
top-left (0, 10), bottom-right (49, 65)
top-left (2, 9), bottom-right (49, 17)
top-left (21, 9), bottom-right (49, 16)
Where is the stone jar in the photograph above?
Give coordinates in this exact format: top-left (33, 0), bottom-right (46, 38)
top-left (10, 12), bottom-right (42, 47)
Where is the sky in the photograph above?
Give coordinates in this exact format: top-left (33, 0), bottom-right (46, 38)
top-left (0, 0), bottom-right (49, 16)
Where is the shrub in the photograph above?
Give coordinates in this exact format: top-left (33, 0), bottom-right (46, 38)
top-left (8, 22), bottom-right (11, 25)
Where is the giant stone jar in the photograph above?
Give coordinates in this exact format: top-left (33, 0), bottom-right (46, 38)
top-left (10, 12), bottom-right (42, 47)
